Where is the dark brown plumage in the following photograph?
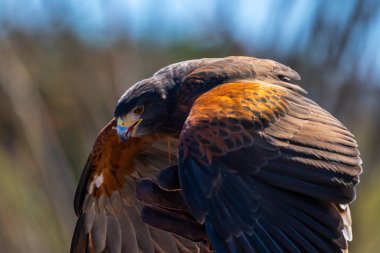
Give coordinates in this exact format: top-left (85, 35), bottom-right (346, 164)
top-left (72, 56), bottom-right (362, 253)
top-left (71, 119), bottom-right (199, 253)
top-left (177, 79), bottom-right (360, 252)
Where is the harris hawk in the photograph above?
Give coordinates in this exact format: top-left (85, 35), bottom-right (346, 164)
top-left (71, 56), bottom-right (362, 253)
top-left (70, 121), bottom-right (202, 253)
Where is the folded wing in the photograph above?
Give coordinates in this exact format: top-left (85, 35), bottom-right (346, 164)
top-left (71, 119), bottom-right (198, 253)
top-left (178, 81), bottom-right (362, 253)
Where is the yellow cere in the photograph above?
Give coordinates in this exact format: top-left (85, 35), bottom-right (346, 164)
top-left (117, 117), bottom-right (126, 127)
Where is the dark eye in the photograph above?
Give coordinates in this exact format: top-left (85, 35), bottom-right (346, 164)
top-left (133, 105), bottom-right (144, 115)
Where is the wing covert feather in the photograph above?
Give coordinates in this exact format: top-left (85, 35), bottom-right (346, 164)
top-left (178, 81), bottom-right (362, 253)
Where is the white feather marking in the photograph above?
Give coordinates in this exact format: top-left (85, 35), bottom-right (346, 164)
top-left (160, 88), bottom-right (167, 99)
top-left (94, 174), bottom-right (104, 188)
top-left (87, 173), bottom-right (104, 194)
top-left (343, 225), bottom-right (353, 241)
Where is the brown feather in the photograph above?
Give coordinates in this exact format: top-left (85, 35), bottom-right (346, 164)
top-left (71, 119), bottom-right (198, 253)
top-left (178, 79), bottom-right (362, 252)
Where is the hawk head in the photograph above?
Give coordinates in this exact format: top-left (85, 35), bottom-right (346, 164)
top-left (114, 76), bottom-right (178, 142)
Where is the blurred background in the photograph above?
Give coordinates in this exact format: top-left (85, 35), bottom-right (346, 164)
top-left (0, 0), bottom-right (379, 252)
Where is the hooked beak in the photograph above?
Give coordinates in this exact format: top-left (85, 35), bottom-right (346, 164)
top-left (116, 115), bottom-right (142, 142)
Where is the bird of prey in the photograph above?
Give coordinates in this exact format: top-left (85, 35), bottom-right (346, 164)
top-left (71, 56), bottom-right (362, 253)
top-left (70, 120), bottom-right (201, 253)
